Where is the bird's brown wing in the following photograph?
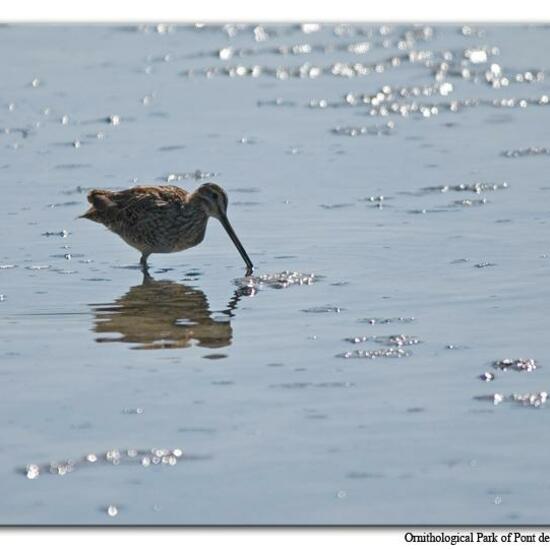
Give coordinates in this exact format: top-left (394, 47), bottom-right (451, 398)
top-left (83, 185), bottom-right (188, 225)
top-left (111, 186), bottom-right (187, 224)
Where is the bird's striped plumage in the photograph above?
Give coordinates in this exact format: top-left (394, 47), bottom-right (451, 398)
top-left (80, 183), bottom-right (253, 273)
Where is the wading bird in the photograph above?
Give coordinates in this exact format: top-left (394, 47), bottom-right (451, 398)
top-left (80, 183), bottom-right (254, 274)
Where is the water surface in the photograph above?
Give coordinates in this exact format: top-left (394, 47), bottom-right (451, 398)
top-left (2, 23), bottom-right (550, 524)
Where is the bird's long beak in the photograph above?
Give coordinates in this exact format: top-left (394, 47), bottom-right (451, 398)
top-left (219, 214), bottom-right (254, 275)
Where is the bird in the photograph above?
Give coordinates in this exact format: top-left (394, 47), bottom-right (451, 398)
top-left (80, 182), bottom-right (254, 274)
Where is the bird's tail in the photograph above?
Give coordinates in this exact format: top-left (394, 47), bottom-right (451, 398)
top-left (78, 189), bottom-right (116, 222)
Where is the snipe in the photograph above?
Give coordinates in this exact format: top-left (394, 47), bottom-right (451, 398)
top-left (80, 183), bottom-right (253, 274)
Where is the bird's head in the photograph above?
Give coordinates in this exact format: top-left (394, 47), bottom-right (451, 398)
top-left (195, 183), bottom-right (229, 220)
top-left (194, 182), bottom-right (254, 275)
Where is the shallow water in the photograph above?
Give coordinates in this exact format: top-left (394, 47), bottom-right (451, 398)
top-left (2, 23), bottom-right (550, 525)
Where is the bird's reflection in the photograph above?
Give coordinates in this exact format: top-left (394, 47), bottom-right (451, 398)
top-left (90, 271), bottom-right (250, 350)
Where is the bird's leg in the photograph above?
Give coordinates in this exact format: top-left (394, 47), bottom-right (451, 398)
top-left (140, 253), bottom-right (151, 280)
top-left (141, 268), bottom-right (153, 284)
